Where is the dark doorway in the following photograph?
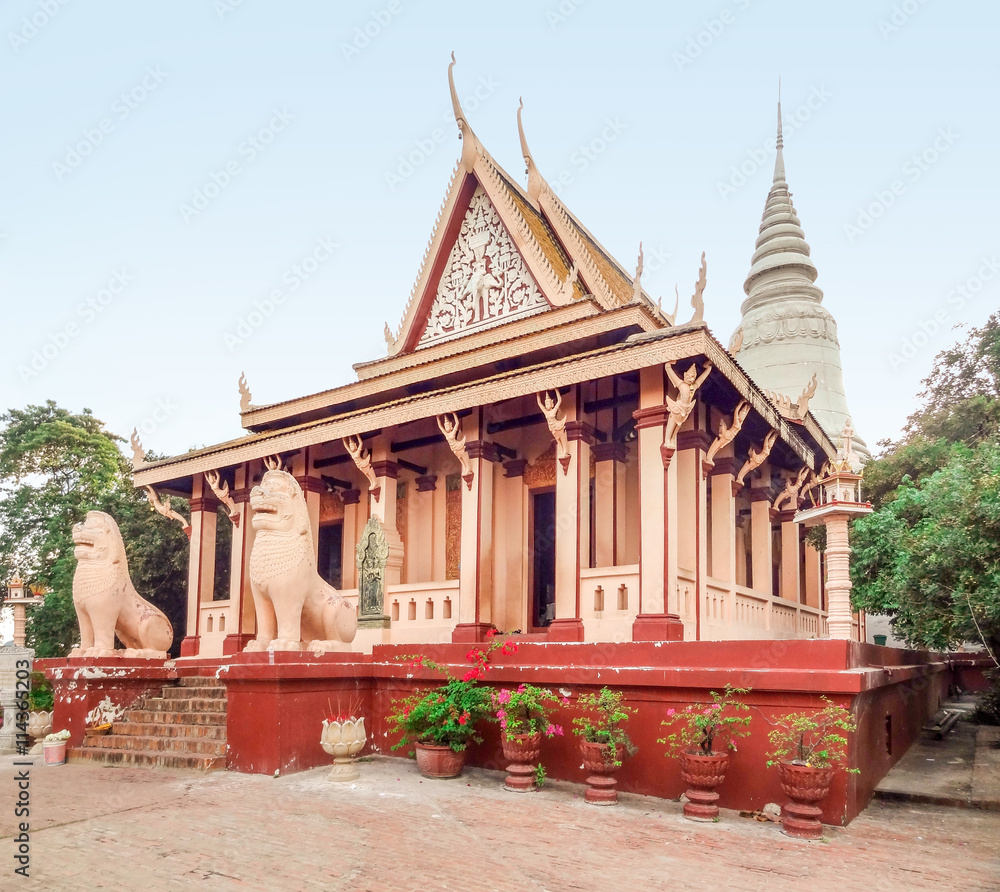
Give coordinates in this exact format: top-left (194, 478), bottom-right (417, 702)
top-left (318, 522), bottom-right (343, 589)
top-left (531, 490), bottom-right (556, 629)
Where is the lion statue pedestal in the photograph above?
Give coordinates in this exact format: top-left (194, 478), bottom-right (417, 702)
top-left (68, 511), bottom-right (173, 660)
top-left (245, 470), bottom-right (358, 654)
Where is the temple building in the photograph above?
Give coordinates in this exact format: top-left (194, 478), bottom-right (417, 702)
top-left (729, 102), bottom-right (869, 461)
top-left (133, 64), bottom-right (850, 659)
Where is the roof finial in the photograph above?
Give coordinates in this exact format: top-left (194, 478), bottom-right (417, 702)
top-left (449, 52), bottom-right (480, 172)
top-left (517, 97), bottom-right (544, 205)
top-left (774, 77), bottom-right (785, 184)
top-left (632, 241), bottom-right (643, 302)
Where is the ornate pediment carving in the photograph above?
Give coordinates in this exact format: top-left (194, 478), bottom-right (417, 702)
top-left (418, 187), bottom-right (549, 348)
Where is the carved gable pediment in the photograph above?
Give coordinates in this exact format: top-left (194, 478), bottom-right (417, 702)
top-left (417, 186), bottom-right (550, 348)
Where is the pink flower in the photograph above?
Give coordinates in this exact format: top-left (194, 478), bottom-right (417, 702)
top-left (497, 689), bottom-right (511, 705)
top-left (560, 697), bottom-right (570, 707)
top-left (497, 709), bottom-right (507, 721)
top-left (517, 684), bottom-right (527, 693)
top-left (666, 708), bottom-right (675, 717)
top-left (546, 723), bottom-right (564, 737)
top-left (703, 708), bottom-right (715, 715)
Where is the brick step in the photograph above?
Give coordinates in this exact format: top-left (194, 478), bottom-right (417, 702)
top-left (160, 685), bottom-right (226, 700)
top-left (68, 746), bottom-right (225, 771)
top-left (83, 734), bottom-right (226, 756)
top-left (128, 709), bottom-right (227, 726)
top-left (176, 675), bottom-right (225, 688)
top-left (112, 721), bottom-right (227, 740)
top-left (136, 696), bottom-right (226, 714)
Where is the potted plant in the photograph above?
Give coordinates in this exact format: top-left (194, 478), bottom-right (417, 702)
top-left (572, 687), bottom-right (637, 805)
top-left (766, 697), bottom-right (859, 839)
top-left (658, 685), bottom-right (751, 821)
top-left (388, 631), bottom-right (515, 779)
top-left (43, 729), bottom-right (70, 766)
top-left (27, 671), bottom-right (54, 748)
top-left (493, 683), bottom-right (567, 792)
top-left (320, 697), bottom-right (366, 782)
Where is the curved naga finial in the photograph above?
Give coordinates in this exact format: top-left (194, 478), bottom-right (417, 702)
top-left (130, 428), bottom-right (146, 466)
top-left (145, 485), bottom-right (192, 538)
top-left (238, 372), bottom-right (253, 413)
top-left (449, 52), bottom-right (481, 173)
top-left (517, 97), bottom-right (545, 205)
top-left (632, 242), bottom-right (644, 303)
top-left (734, 430), bottom-right (778, 492)
top-left (686, 252), bottom-right (706, 325)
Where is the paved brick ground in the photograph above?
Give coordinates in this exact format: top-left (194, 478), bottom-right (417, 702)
top-left (2, 754), bottom-right (998, 891)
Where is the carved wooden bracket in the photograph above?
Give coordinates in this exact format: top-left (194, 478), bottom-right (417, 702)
top-left (145, 485), bottom-right (191, 539)
top-left (733, 430), bottom-right (778, 494)
top-left (343, 435), bottom-right (380, 502)
top-left (537, 390), bottom-right (570, 473)
top-left (773, 466), bottom-right (811, 512)
top-left (204, 469), bottom-right (241, 527)
top-left (664, 359), bottom-right (712, 450)
top-left (703, 399), bottom-right (750, 478)
top-left (437, 412), bottom-right (474, 488)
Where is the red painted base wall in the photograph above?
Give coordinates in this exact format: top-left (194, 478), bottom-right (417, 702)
top-left (41, 641), bottom-right (985, 825)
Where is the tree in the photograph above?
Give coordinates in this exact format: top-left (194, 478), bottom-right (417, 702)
top-left (851, 314), bottom-right (1000, 664)
top-left (0, 402), bottom-right (189, 657)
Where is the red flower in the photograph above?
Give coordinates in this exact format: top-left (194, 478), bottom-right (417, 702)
top-left (458, 713), bottom-right (469, 725)
top-left (486, 628), bottom-right (497, 638)
top-left (463, 668), bottom-right (481, 682)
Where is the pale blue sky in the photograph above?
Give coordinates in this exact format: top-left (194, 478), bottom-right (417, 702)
top-left (1, 0), bottom-right (997, 457)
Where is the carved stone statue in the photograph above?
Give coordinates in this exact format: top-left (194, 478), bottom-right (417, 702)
top-left (437, 412), bottom-right (473, 484)
top-left (355, 516), bottom-right (391, 624)
top-left (246, 470), bottom-right (358, 653)
top-left (704, 399), bottom-right (750, 473)
top-left (664, 360), bottom-right (712, 449)
top-left (69, 511), bottom-right (173, 659)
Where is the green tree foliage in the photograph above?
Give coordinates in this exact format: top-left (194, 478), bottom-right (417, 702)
top-left (851, 314), bottom-right (1000, 663)
top-left (0, 402), bottom-right (189, 657)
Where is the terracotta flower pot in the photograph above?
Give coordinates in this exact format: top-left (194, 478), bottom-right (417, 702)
top-left (678, 751), bottom-right (730, 821)
top-left (414, 743), bottom-right (467, 779)
top-left (501, 732), bottom-right (542, 792)
top-left (777, 762), bottom-right (834, 840)
top-left (580, 741), bottom-right (621, 806)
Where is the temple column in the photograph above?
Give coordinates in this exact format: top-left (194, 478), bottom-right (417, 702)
top-left (292, 453), bottom-right (323, 562)
top-left (709, 458), bottom-right (738, 630)
top-left (453, 410), bottom-right (497, 642)
top-left (223, 464), bottom-right (255, 655)
top-left (632, 366), bottom-right (684, 642)
top-left (593, 443), bottom-right (627, 568)
top-left (369, 438), bottom-right (403, 587)
top-left (677, 429), bottom-right (710, 638)
top-left (180, 476), bottom-right (218, 657)
top-left (410, 476), bottom-right (438, 584)
top-left (825, 515), bottom-right (854, 639)
top-left (779, 511), bottom-right (801, 602)
top-left (340, 489), bottom-right (362, 590)
top-left (750, 471), bottom-right (773, 597)
top-left (734, 516), bottom-right (747, 587)
top-left (496, 460), bottom-right (527, 633)
top-left (550, 389), bottom-right (590, 642)
top-left (804, 539), bottom-right (821, 608)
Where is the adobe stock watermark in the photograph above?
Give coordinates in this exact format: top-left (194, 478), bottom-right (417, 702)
top-left (341, 0), bottom-right (403, 63)
top-left (886, 253), bottom-right (998, 371)
top-left (8, 0), bottom-right (72, 54)
top-left (673, 0), bottom-right (753, 72)
top-left (548, 117), bottom-right (626, 196)
top-left (51, 66), bottom-right (168, 182)
top-left (384, 75), bottom-right (501, 191)
top-left (717, 85), bottom-right (832, 200)
top-left (179, 108), bottom-right (294, 223)
top-left (877, 0), bottom-right (932, 39)
top-left (547, 0), bottom-right (588, 30)
top-left (16, 269), bottom-right (134, 384)
top-left (224, 237), bottom-right (338, 350)
top-left (843, 127), bottom-right (958, 245)
top-left (214, 0), bottom-right (248, 21)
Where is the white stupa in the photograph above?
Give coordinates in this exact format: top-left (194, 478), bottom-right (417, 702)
top-left (730, 97), bottom-right (869, 461)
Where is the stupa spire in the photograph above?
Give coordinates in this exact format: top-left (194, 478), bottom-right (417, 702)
top-left (730, 92), bottom-right (869, 460)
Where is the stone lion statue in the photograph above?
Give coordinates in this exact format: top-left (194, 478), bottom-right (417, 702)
top-left (246, 469), bottom-right (358, 653)
top-left (69, 511), bottom-right (173, 659)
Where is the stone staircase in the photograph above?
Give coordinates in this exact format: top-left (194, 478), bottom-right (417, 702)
top-left (69, 676), bottom-right (227, 770)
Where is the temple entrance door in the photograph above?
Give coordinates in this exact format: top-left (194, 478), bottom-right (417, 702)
top-left (318, 522), bottom-right (343, 589)
top-left (530, 489), bottom-right (556, 630)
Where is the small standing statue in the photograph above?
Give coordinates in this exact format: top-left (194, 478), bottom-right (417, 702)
top-left (437, 412), bottom-right (474, 488)
top-left (664, 360), bottom-right (713, 449)
top-left (343, 434), bottom-right (379, 500)
top-left (537, 390), bottom-right (570, 473)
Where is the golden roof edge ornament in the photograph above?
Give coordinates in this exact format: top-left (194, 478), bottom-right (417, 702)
top-left (130, 428), bottom-right (146, 467)
top-left (238, 372), bottom-right (253, 414)
top-left (449, 52), bottom-right (482, 173)
top-left (517, 97), bottom-right (545, 206)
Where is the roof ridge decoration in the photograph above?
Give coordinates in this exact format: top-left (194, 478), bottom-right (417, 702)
top-left (517, 97), bottom-right (544, 207)
top-left (450, 51), bottom-right (483, 173)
